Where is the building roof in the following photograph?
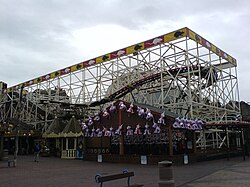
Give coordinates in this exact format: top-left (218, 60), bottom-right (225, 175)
top-left (60, 116), bottom-right (83, 137)
top-left (43, 117), bottom-right (67, 138)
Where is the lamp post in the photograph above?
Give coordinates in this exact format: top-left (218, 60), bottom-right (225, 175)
top-left (0, 123), bottom-right (4, 159)
top-left (13, 124), bottom-right (19, 167)
top-left (13, 86), bottom-right (24, 167)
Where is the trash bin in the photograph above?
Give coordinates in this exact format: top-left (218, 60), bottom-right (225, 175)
top-left (158, 161), bottom-right (175, 187)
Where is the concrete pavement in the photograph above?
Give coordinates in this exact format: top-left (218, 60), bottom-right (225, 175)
top-left (0, 155), bottom-right (249, 187)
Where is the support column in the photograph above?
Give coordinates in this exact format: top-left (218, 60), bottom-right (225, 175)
top-left (241, 128), bottom-right (246, 161)
top-left (13, 136), bottom-right (19, 167)
top-left (0, 135), bottom-right (3, 159)
top-left (168, 125), bottom-right (173, 156)
top-left (61, 139), bottom-right (63, 151)
top-left (118, 109), bottom-right (124, 155)
top-left (74, 138), bottom-right (77, 149)
top-left (26, 136), bottom-right (29, 154)
top-left (193, 131), bottom-right (197, 154)
top-left (119, 135), bottom-right (124, 155)
top-left (66, 138), bottom-right (68, 150)
top-left (226, 128), bottom-right (230, 161)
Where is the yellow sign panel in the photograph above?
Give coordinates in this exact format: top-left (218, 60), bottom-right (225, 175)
top-left (188, 29), bottom-right (196, 41)
top-left (232, 58), bottom-right (237, 66)
top-left (126, 43), bottom-right (145, 54)
top-left (50, 71), bottom-right (60, 78)
top-left (71, 65), bottom-right (78, 72)
top-left (37, 77), bottom-right (42, 83)
top-left (211, 44), bottom-right (217, 54)
top-left (187, 29), bottom-right (203, 45)
top-left (96, 54), bottom-right (111, 64)
top-left (228, 56), bottom-right (232, 62)
top-left (33, 79), bottom-right (38, 84)
top-left (70, 63), bottom-right (83, 72)
top-left (164, 28), bottom-right (187, 43)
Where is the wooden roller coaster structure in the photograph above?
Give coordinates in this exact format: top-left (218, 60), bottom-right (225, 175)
top-left (0, 27), bottom-right (240, 135)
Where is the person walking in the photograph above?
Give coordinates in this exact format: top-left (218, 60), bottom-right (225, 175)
top-left (34, 143), bottom-right (41, 162)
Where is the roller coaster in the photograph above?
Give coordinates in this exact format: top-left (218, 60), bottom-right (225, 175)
top-left (0, 27), bottom-right (240, 135)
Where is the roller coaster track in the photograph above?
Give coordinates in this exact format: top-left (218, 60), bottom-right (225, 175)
top-left (89, 65), bottom-right (211, 107)
top-left (39, 64), bottom-right (214, 110)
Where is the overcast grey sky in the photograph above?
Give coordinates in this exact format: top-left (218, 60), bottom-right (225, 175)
top-left (1, 0), bottom-right (250, 101)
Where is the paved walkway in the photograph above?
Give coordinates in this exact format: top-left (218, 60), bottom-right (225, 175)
top-left (0, 155), bottom-right (249, 187)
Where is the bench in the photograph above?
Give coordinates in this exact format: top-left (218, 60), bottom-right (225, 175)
top-left (95, 170), bottom-right (143, 187)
